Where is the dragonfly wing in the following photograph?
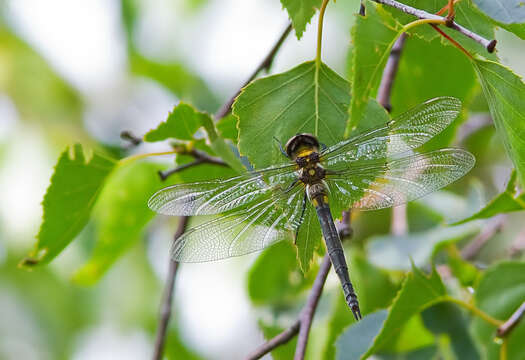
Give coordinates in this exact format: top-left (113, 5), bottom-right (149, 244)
top-left (171, 184), bottom-right (306, 262)
top-left (321, 97), bottom-right (461, 167)
top-left (326, 149), bottom-right (475, 211)
top-left (148, 164), bottom-right (297, 216)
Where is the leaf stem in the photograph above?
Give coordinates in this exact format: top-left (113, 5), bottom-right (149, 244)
top-left (314, 0), bottom-right (330, 136)
top-left (443, 296), bottom-right (504, 327)
top-left (118, 150), bottom-right (177, 167)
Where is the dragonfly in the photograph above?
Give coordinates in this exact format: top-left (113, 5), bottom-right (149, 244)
top-left (148, 97), bottom-right (475, 321)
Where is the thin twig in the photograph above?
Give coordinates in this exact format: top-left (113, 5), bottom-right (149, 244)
top-left (509, 226), bottom-right (525, 257)
top-left (215, 23), bottom-right (292, 119)
top-left (371, 0), bottom-right (496, 52)
top-left (497, 301), bottom-right (525, 337)
top-left (294, 254), bottom-right (332, 360)
top-left (152, 216), bottom-right (189, 360)
top-left (120, 130), bottom-right (143, 147)
top-left (376, 33), bottom-right (407, 112)
top-left (158, 148), bottom-right (228, 180)
top-left (461, 214), bottom-right (506, 260)
top-left (245, 254), bottom-right (332, 360)
top-left (375, 27), bottom-right (408, 236)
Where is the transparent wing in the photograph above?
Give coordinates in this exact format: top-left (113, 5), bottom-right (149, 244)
top-left (148, 163), bottom-right (297, 216)
top-left (321, 97), bottom-right (461, 167)
top-left (171, 184), bottom-right (306, 262)
top-left (326, 149), bottom-right (475, 211)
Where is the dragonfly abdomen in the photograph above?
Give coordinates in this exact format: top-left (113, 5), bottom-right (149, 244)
top-left (311, 190), bottom-right (362, 321)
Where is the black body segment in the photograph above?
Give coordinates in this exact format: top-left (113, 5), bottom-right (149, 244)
top-left (314, 198), bottom-right (362, 320)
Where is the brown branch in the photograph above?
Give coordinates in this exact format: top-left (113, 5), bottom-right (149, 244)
top-left (120, 130), bottom-right (143, 147)
top-left (376, 33), bottom-right (407, 112)
top-left (294, 254), bottom-right (332, 360)
top-left (510, 225), bottom-right (525, 257)
top-left (371, 0), bottom-right (496, 52)
top-left (152, 216), bottom-right (189, 360)
top-left (215, 22), bottom-right (292, 119)
top-left (158, 148), bottom-right (228, 180)
top-left (497, 301), bottom-right (525, 337)
top-left (461, 214), bottom-right (506, 260)
top-left (376, 28), bottom-right (408, 236)
top-left (245, 254), bottom-right (332, 360)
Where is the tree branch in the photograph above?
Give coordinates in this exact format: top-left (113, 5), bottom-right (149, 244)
top-left (376, 33), bottom-right (407, 112)
top-left (376, 27), bottom-right (408, 236)
top-left (158, 148), bottom-right (228, 181)
top-left (244, 254), bottom-right (332, 360)
top-left (371, 0), bottom-right (496, 52)
top-left (461, 214), bottom-right (506, 260)
top-left (215, 22), bottom-right (292, 119)
top-left (497, 301), bottom-right (525, 337)
top-left (152, 216), bottom-right (189, 360)
top-left (294, 254), bottom-right (332, 360)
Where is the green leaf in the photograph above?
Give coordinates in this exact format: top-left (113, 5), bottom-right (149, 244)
top-left (21, 144), bottom-right (116, 267)
top-left (473, 59), bottom-right (525, 189)
top-left (72, 161), bottom-right (164, 284)
top-left (145, 103), bottom-right (245, 173)
top-left (422, 303), bottom-right (480, 360)
top-left (473, 0), bottom-right (525, 24)
top-left (247, 241), bottom-right (314, 305)
top-left (472, 261), bottom-right (525, 360)
top-left (130, 52), bottom-right (218, 112)
top-left (234, 61), bottom-right (350, 169)
top-left (280, 0), bottom-right (322, 40)
top-left (144, 102), bottom-right (208, 141)
top-left (335, 310), bottom-right (388, 360)
top-left (367, 222), bottom-right (481, 270)
top-left (363, 265), bottom-right (447, 357)
top-left (295, 203), bottom-right (322, 273)
top-left (216, 114), bottom-right (239, 143)
top-left (347, 3), bottom-right (400, 133)
top-left (454, 171), bottom-right (525, 224)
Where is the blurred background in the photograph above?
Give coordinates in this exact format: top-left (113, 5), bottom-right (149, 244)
top-left (1, 0), bottom-right (524, 359)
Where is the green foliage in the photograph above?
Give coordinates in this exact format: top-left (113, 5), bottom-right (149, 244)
top-left (421, 303), bottom-right (480, 359)
top-left (280, 0), bottom-right (322, 39)
top-left (474, 59), bottom-right (525, 189)
top-left (72, 161), bottom-right (164, 284)
top-left (21, 144), bottom-right (116, 267)
top-left (347, 3), bottom-right (399, 132)
top-left (144, 102), bottom-right (209, 141)
top-left (361, 265), bottom-right (446, 357)
top-left (472, 262), bottom-right (525, 359)
top-left (473, 0), bottom-right (525, 24)
top-left (233, 61), bottom-right (350, 169)
top-left (247, 241), bottom-right (315, 305)
top-left (455, 171), bottom-right (525, 224)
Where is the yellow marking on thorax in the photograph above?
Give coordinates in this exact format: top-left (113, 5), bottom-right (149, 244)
top-left (308, 169), bottom-right (316, 175)
top-left (296, 148), bottom-right (314, 158)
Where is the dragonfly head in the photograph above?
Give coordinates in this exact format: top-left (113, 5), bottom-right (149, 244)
top-left (285, 133), bottom-right (320, 160)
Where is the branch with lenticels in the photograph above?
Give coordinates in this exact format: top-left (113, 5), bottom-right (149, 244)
top-left (371, 0), bottom-right (496, 53)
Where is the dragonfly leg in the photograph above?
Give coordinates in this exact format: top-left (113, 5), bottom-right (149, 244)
top-left (273, 136), bottom-right (289, 158)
